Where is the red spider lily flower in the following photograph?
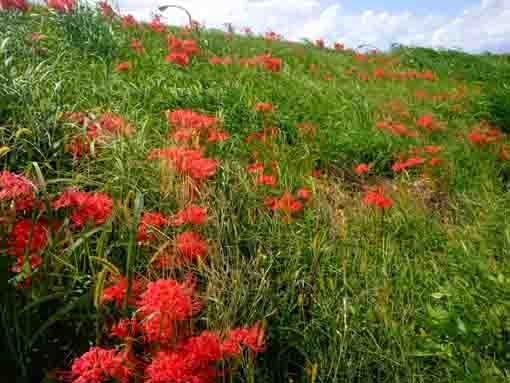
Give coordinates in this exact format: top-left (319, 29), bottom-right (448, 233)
top-left (256, 174), bottom-right (277, 187)
top-left (391, 157), bottom-right (426, 172)
top-left (207, 128), bottom-right (229, 142)
top-left (0, 171), bottom-right (33, 201)
top-left (243, 27), bottom-right (253, 34)
top-left (354, 163), bottom-right (369, 175)
top-left (1, 0), bottom-right (30, 11)
top-left (69, 347), bottom-right (134, 383)
top-left (373, 68), bottom-right (386, 79)
top-left (149, 15), bottom-right (165, 33)
top-left (247, 162), bottom-right (265, 174)
top-left (222, 56), bottom-right (232, 65)
top-left (255, 102), bottom-right (274, 113)
top-left (65, 135), bottom-right (91, 158)
top-left (129, 39), bottom-right (144, 54)
top-left (52, 190), bottom-right (113, 227)
top-left (467, 133), bottom-right (486, 146)
top-left (148, 147), bottom-right (219, 180)
top-left (47, 0), bottom-right (75, 12)
top-left (209, 56), bottom-right (222, 65)
top-left (8, 219), bottom-right (48, 258)
top-left (312, 169), bottom-right (321, 179)
top-left (102, 276), bottom-right (142, 308)
top-left (224, 322), bottom-right (266, 354)
top-left (358, 72), bottom-right (369, 81)
top-left (354, 53), bottom-right (367, 62)
top-left (171, 205), bottom-right (207, 226)
top-left (116, 62), bottom-right (130, 72)
top-left (415, 89), bottom-right (427, 99)
top-left (111, 318), bottom-right (139, 338)
top-left (276, 192), bottom-right (303, 214)
top-left (176, 231), bottom-right (207, 261)
top-left (260, 55), bottom-right (282, 72)
top-left (264, 31), bottom-right (282, 40)
top-left (136, 212), bottom-right (169, 242)
top-left (424, 145), bottom-right (443, 154)
top-left (168, 109), bottom-right (218, 130)
top-left (416, 115), bottom-right (435, 130)
top-left (138, 278), bottom-right (201, 320)
top-left (30, 32), bottom-right (47, 41)
top-left (122, 14), bottom-right (138, 28)
top-left (98, 1), bottom-right (114, 18)
top-left (362, 186), bottom-right (393, 209)
top-left (297, 187), bottom-right (312, 201)
top-left (499, 144), bottom-right (509, 161)
top-left (429, 158), bottom-right (443, 166)
top-left (418, 70), bottom-right (435, 81)
top-left (323, 73), bottom-right (334, 81)
top-left (11, 254), bottom-right (42, 273)
top-left (334, 42), bottom-right (344, 51)
top-left (165, 52), bottom-right (190, 66)
top-left (315, 39), bottom-right (325, 48)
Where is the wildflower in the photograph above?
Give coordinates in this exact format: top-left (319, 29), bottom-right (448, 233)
top-left (98, 1), bottom-right (114, 18)
top-left (429, 158), bottom-right (443, 166)
top-left (168, 109), bottom-right (218, 130)
top-left (171, 205), bottom-right (207, 226)
top-left (176, 231), bottom-right (207, 261)
top-left (165, 52), bottom-right (189, 66)
top-left (391, 157), bottom-right (426, 172)
top-left (297, 187), bottom-right (312, 201)
top-left (122, 14), bottom-right (138, 28)
top-left (116, 62), bottom-right (130, 72)
top-left (111, 319), bottom-right (139, 338)
top-left (255, 102), bottom-right (274, 113)
top-left (47, 0), bottom-right (75, 12)
top-left (264, 31), bottom-right (281, 40)
top-left (0, 171), bottom-right (33, 201)
top-left (69, 347), bottom-right (133, 383)
top-left (247, 162), bottom-right (265, 174)
top-left (149, 15), bottom-right (165, 33)
top-left (416, 115), bottom-right (434, 130)
top-left (52, 190), bottom-right (113, 227)
top-left (207, 128), bottom-right (229, 142)
top-left (243, 27), bottom-right (253, 34)
top-left (136, 212), bottom-right (168, 242)
top-left (1, 0), bottom-right (30, 11)
top-left (102, 276), bottom-right (142, 308)
top-left (362, 186), bottom-right (393, 209)
top-left (8, 219), bottom-right (48, 257)
top-left (129, 39), bottom-right (144, 54)
top-left (256, 174), bottom-right (277, 187)
top-left (224, 322), bottom-right (265, 354)
top-left (334, 42), bottom-right (344, 51)
top-left (354, 163), bottom-right (369, 175)
top-left (260, 55), bottom-right (282, 72)
top-left (315, 39), bottom-right (325, 48)
top-left (209, 56), bottom-right (222, 65)
top-left (138, 278), bottom-right (201, 320)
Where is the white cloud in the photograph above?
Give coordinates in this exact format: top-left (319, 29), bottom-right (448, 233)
top-left (112, 0), bottom-right (510, 53)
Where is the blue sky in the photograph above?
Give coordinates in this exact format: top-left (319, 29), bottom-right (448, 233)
top-left (115, 0), bottom-right (510, 53)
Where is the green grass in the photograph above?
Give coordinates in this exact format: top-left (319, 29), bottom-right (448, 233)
top-left (1, 3), bottom-right (510, 382)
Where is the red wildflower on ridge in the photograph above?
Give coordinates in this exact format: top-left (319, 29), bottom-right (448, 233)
top-left (136, 212), bottom-right (169, 242)
top-left (122, 14), bottom-right (138, 28)
top-left (69, 347), bottom-right (134, 383)
top-left (362, 186), bottom-right (393, 209)
top-left (176, 231), bottom-right (208, 261)
top-left (391, 157), bottom-right (426, 172)
top-left (1, 0), bottom-right (30, 11)
top-left (129, 39), bottom-right (144, 54)
top-left (47, 0), bottom-right (75, 12)
top-left (255, 102), bottom-right (274, 113)
top-left (102, 275), bottom-right (142, 308)
top-left (52, 189), bottom-right (113, 227)
top-left (171, 205), bottom-right (207, 226)
top-left (354, 163), bottom-right (369, 175)
top-left (116, 62), bottom-right (130, 72)
top-left (149, 15), bottom-right (165, 33)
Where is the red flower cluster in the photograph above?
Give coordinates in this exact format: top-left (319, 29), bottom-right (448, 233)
top-left (136, 212), bottom-right (168, 241)
top-left (240, 54), bottom-right (282, 72)
top-left (8, 219), bottom-right (49, 274)
top-left (467, 121), bottom-right (508, 161)
top-left (52, 189), bottom-right (113, 227)
top-left (69, 347), bottom-right (133, 383)
top-left (176, 231), bottom-right (208, 261)
top-left (165, 36), bottom-right (200, 66)
top-left (415, 115), bottom-right (444, 131)
top-left (391, 157), bottom-right (426, 172)
top-left (362, 186), bottom-right (393, 209)
top-left (209, 56), bottom-right (232, 65)
top-left (265, 191), bottom-right (304, 219)
top-left (375, 121), bottom-right (418, 138)
top-left (148, 15), bottom-right (165, 33)
top-left (0, 170), bottom-right (34, 201)
top-left (47, 0), bottom-right (75, 13)
top-left (171, 205), bottom-right (207, 226)
top-left (264, 31), bottom-right (282, 40)
top-left (354, 163), bottom-right (369, 175)
top-left (0, 0), bottom-right (29, 11)
top-left (129, 39), bottom-right (144, 54)
top-left (122, 15), bottom-right (138, 28)
top-left (102, 275), bottom-right (142, 308)
top-left (98, 1), bottom-right (114, 18)
top-left (148, 147), bottom-right (219, 180)
top-left (334, 42), bottom-right (345, 51)
top-left (316, 39), bottom-right (325, 48)
top-left (167, 109), bottom-right (228, 144)
top-left (116, 62), bottom-right (130, 72)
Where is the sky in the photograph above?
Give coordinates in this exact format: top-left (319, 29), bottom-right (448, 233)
top-left (111, 0), bottom-right (510, 53)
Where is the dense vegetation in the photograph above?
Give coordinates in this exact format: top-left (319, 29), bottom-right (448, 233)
top-left (1, 2), bottom-right (510, 382)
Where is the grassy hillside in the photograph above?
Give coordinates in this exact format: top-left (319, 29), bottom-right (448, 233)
top-left (1, 2), bottom-right (510, 382)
